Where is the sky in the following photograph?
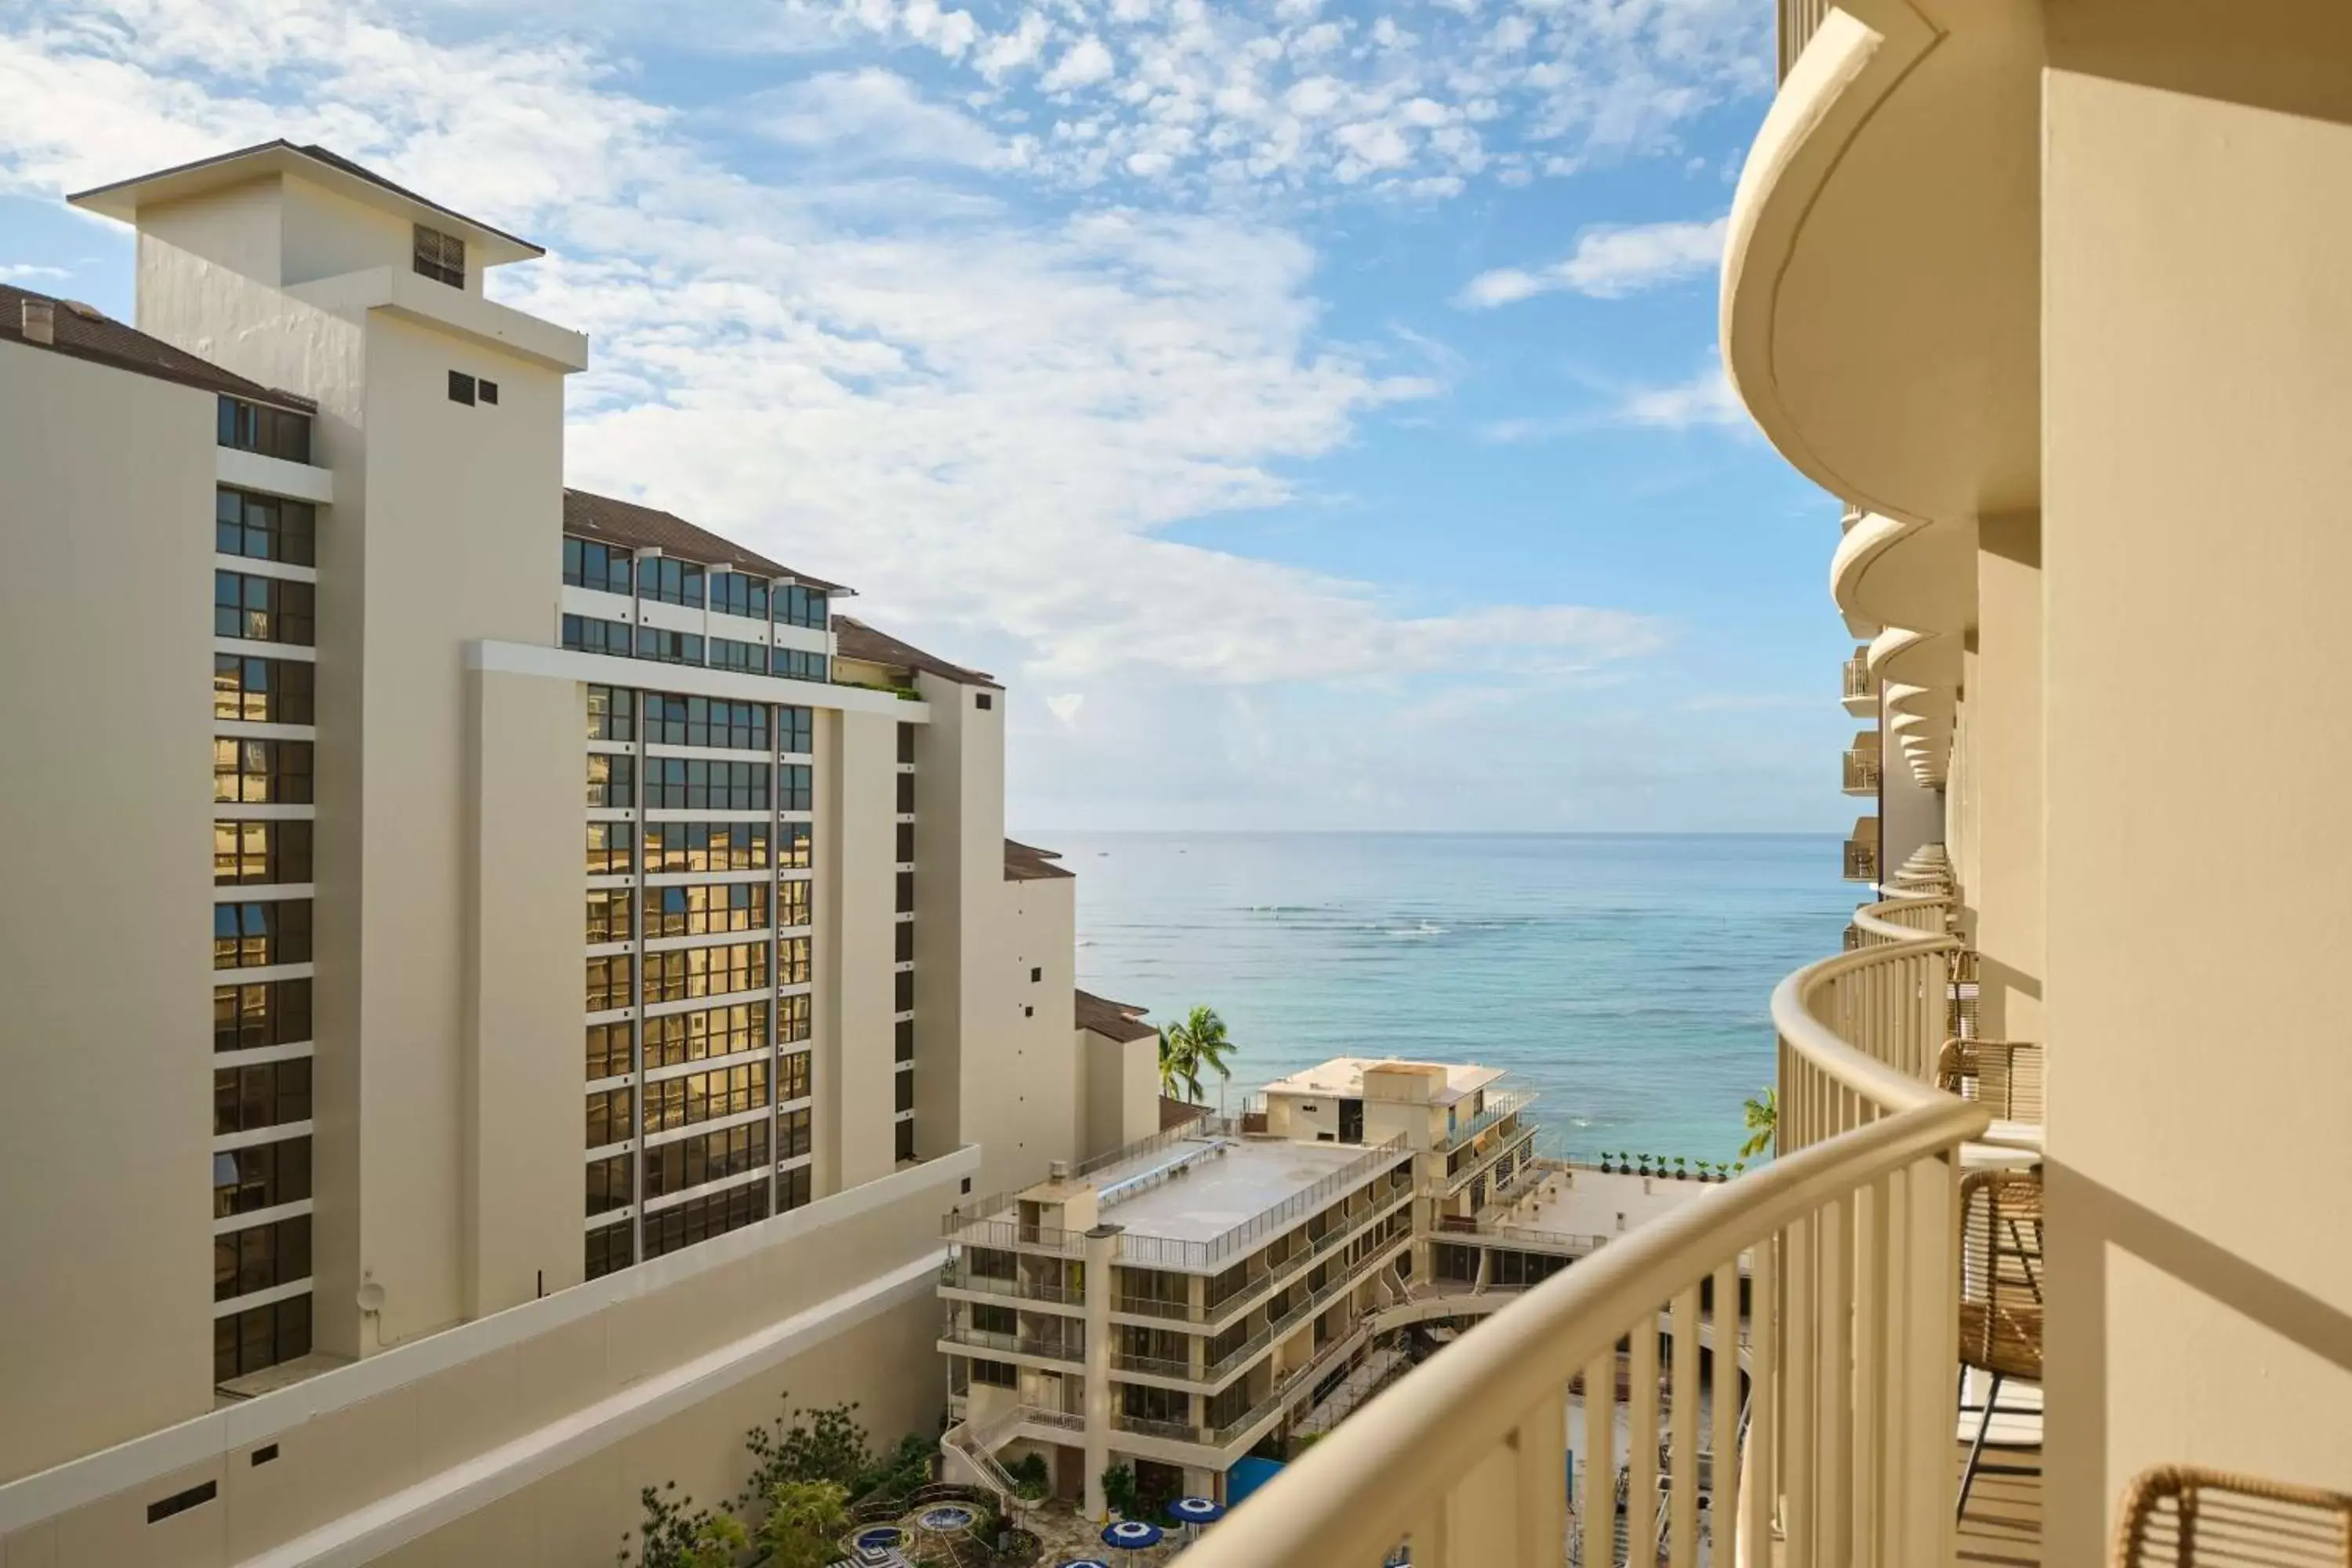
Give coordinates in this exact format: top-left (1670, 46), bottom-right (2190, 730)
top-left (0, 0), bottom-right (1852, 833)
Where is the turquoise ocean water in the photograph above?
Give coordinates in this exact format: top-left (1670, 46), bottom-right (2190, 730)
top-left (1040, 832), bottom-right (1852, 1170)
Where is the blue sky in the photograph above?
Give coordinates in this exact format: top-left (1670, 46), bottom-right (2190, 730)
top-left (0, 0), bottom-right (1846, 832)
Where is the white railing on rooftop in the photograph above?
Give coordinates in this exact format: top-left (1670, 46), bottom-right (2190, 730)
top-left (1178, 931), bottom-right (1985, 1568)
top-left (1440, 1087), bottom-right (1537, 1154)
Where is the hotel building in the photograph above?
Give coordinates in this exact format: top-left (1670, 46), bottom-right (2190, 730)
top-left (0, 142), bottom-right (1152, 1566)
top-left (1184, 6), bottom-right (2352, 1566)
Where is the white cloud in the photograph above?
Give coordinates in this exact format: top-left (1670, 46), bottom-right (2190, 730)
top-left (1047, 692), bottom-right (1087, 724)
top-left (1040, 36), bottom-right (1116, 92)
top-left (1460, 215), bottom-right (1726, 307)
top-left (750, 69), bottom-right (1008, 168)
top-left (1615, 358), bottom-right (1745, 429)
top-left (0, 262), bottom-right (69, 281)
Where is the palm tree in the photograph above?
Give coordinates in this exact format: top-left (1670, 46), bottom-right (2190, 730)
top-left (1740, 1086), bottom-right (1778, 1160)
top-left (1158, 1006), bottom-right (1235, 1103)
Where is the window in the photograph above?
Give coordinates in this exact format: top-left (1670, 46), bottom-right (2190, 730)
top-left (643, 1181), bottom-right (768, 1260)
top-left (563, 538), bottom-right (634, 595)
top-left (587, 685), bottom-right (635, 741)
top-left (648, 881), bottom-right (768, 938)
top-left (586, 1087), bottom-right (634, 1148)
top-left (1029, 966), bottom-right (1042, 984)
top-left (586, 1021), bottom-right (633, 1080)
top-left (562, 615), bottom-right (631, 658)
top-left (644, 757), bottom-right (768, 811)
top-left (779, 1163), bottom-right (812, 1213)
top-left (709, 637), bottom-right (767, 675)
top-left (779, 993), bottom-right (812, 1044)
top-left (216, 488), bottom-right (317, 566)
top-left (215, 818), bottom-right (312, 885)
top-left (781, 706), bottom-right (814, 756)
top-left (779, 822), bottom-right (813, 869)
top-left (895, 1069), bottom-right (914, 1113)
top-left (215, 1293), bottom-right (310, 1382)
top-left (587, 820), bottom-right (635, 875)
top-left (774, 649), bottom-right (829, 682)
top-left (710, 572), bottom-right (769, 620)
top-left (780, 764), bottom-right (813, 812)
top-left (213, 1138), bottom-right (310, 1219)
top-left (215, 980), bottom-right (311, 1053)
top-left (642, 1061), bottom-right (769, 1134)
top-left (643, 941), bottom-right (769, 1003)
top-left (413, 223), bottom-right (466, 287)
top-left (779, 936), bottom-right (812, 987)
top-left (216, 571), bottom-right (315, 645)
top-left (478, 379), bottom-right (499, 405)
top-left (895, 821), bottom-right (915, 864)
top-left (217, 395), bottom-right (310, 463)
top-left (215, 655), bottom-right (314, 724)
top-left (779, 1051), bottom-right (811, 1102)
top-left (782, 584), bottom-right (829, 630)
top-left (448, 371), bottom-right (476, 405)
top-left (897, 722), bottom-right (915, 764)
top-left (644, 695), bottom-right (769, 751)
top-left (635, 626), bottom-right (705, 666)
top-left (586, 1221), bottom-right (633, 1281)
top-left (969, 1359), bottom-right (1014, 1389)
top-left (639, 557), bottom-right (706, 608)
top-left (643, 1120), bottom-right (768, 1200)
top-left (586, 954), bottom-right (633, 1011)
top-left (215, 900), bottom-right (311, 971)
top-left (896, 871), bottom-right (914, 914)
top-left (586, 1152), bottom-right (632, 1215)
top-left (643, 819), bottom-right (769, 872)
top-left (215, 737), bottom-right (313, 804)
top-left (896, 922), bottom-right (915, 963)
top-left (1121, 1382), bottom-right (1186, 1424)
top-left (643, 1001), bottom-right (768, 1069)
top-left (975, 692), bottom-right (993, 711)
top-left (893, 1116), bottom-right (913, 1160)
top-left (895, 1018), bottom-right (913, 1062)
top-left (586, 752), bottom-right (634, 808)
top-left (215, 1214), bottom-right (310, 1301)
top-left (894, 969), bottom-right (914, 1013)
top-left (777, 878), bottom-right (812, 930)
top-left (214, 1058), bottom-right (311, 1135)
top-left (586, 887), bottom-right (633, 943)
top-left (895, 773), bottom-right (915, 813)
top-left (781, 1105), bottom-right (818, 1166)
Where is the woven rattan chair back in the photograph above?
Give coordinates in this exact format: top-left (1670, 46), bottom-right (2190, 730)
top-left (2114, 1465), bottom-right (2352, 1566)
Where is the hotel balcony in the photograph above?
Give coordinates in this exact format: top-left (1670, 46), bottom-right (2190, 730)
top-left (1842, 735), bottom-right (1882, 797)
top-left (1180, 904), bottom-right (2049, 1568)
top-left (1843, 817), bottom-right (1880, 884)
top-left (1842, 646), bottom-right (1878, 715)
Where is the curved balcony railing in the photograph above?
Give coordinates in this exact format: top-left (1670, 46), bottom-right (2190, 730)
top-left (1178, 931), bottom-right (1985, 1568)
top-left (1842, 747), bottom-right (1882, 794)
top-left (1849, 893), bottom-right (1950, 946)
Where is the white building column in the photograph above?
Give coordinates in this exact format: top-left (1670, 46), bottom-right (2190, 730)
top-left (1083, 1222), bottom-right (1120, 1520)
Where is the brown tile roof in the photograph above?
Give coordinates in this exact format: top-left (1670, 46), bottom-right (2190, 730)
top-left (1075, 989), bottom-right (1156, 1044)
top-left (1161, 1094), bottom-right (1209, 1131)
top-left (833, 615), bottom-right (1000, 689)
top-left (561, 489), bottom-right (846, 590)
top-left (1, 285), bottom-right (315, 409)
top-left (1004, 838), bottom-right (1075, 883)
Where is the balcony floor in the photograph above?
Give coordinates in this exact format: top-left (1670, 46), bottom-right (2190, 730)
top-left (1956, 1438), bottom-right (2042, 1566)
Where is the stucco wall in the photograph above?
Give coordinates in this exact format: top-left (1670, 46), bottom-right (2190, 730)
top-left (821, 707), bottom-right (902, 1196)
top-left (2042, 24), bottom-right (2352, 1556)
top-left (0, 341), bottom-right (217, 1482)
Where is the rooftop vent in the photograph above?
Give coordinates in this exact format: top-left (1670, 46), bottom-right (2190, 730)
top-left (21, 299), bottom-right (55, 344)
top-left (1047, 1160), bottom-right (1070, 1181)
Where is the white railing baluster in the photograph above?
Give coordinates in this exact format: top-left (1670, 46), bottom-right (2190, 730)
top-left (1744, 1238), bottom-right (1778, 1563)
top-left (1629, 1308), bottom-right (1660, 1564)
top-left (1669, 1287), bottom-right (1700, 1568)
top-left (1513, 1396), bottom-right (1567, 1566)
top-left (1582, 1353), bottom-right (1613, 1568)
top-left (1854, 1174), bottom-right (1889, 1559)
top-left (1897, 1152), bottom-right (1961, 1568)
top-left (1819, 1194), bottom-right (1854, 1568)
top-left (1711, 1261), bottom-right (1740, 1555)
top-left (1410, 1501), bottom-right (1448, 1568)
top-left (1784, 1210), bottom-right (1815, 1568)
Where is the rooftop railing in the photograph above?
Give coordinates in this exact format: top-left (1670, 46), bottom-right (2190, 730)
top-left (1439, 1089), bottom-right (1537, 1156)
top-left (1118, 1134), bottom-right (1411, 1274)
top-left (1177, 929), bottom-right (1986, 1568)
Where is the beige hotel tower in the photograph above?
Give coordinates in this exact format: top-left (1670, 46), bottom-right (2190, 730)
top-left (0, 142), bottom-right (1161, 1565)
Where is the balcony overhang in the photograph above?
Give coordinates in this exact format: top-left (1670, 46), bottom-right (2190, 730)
top-left (1883, 682), bottom-right (1955, 722)
top-left (1831, 512), bottom-right (1975, 637)
top-left (1867, 625), bottom-right (1961, 689)
top-left (1720, 0), bottom-right (2041, 529)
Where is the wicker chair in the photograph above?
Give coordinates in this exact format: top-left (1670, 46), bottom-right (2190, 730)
top-left (1957, 1167), bottom-right (2043, 1518)
top-left (2114, 1465), bottom-right (2352, 1565)
top-left (1936, 1038), bottom-right (2045, 1126)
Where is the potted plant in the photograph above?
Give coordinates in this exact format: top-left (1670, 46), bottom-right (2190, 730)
top-left (1671, 1156), bottom-right (1689, 1181)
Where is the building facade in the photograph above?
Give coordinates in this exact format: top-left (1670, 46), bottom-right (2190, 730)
top-left (0, 141), bottom-right (1148, 1566)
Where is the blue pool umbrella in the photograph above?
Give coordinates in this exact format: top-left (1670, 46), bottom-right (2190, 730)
top-left (1167, 1497), bottom-right (1225, 1525)
top-left (1059, 1560), bottom-right (1115, 1568)
top-left (1102, 1519), bottom-right (1165, 1551)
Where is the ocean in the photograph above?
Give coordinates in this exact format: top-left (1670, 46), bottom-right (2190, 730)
top-left (1037, 831), bottom-right (1852, 1170)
